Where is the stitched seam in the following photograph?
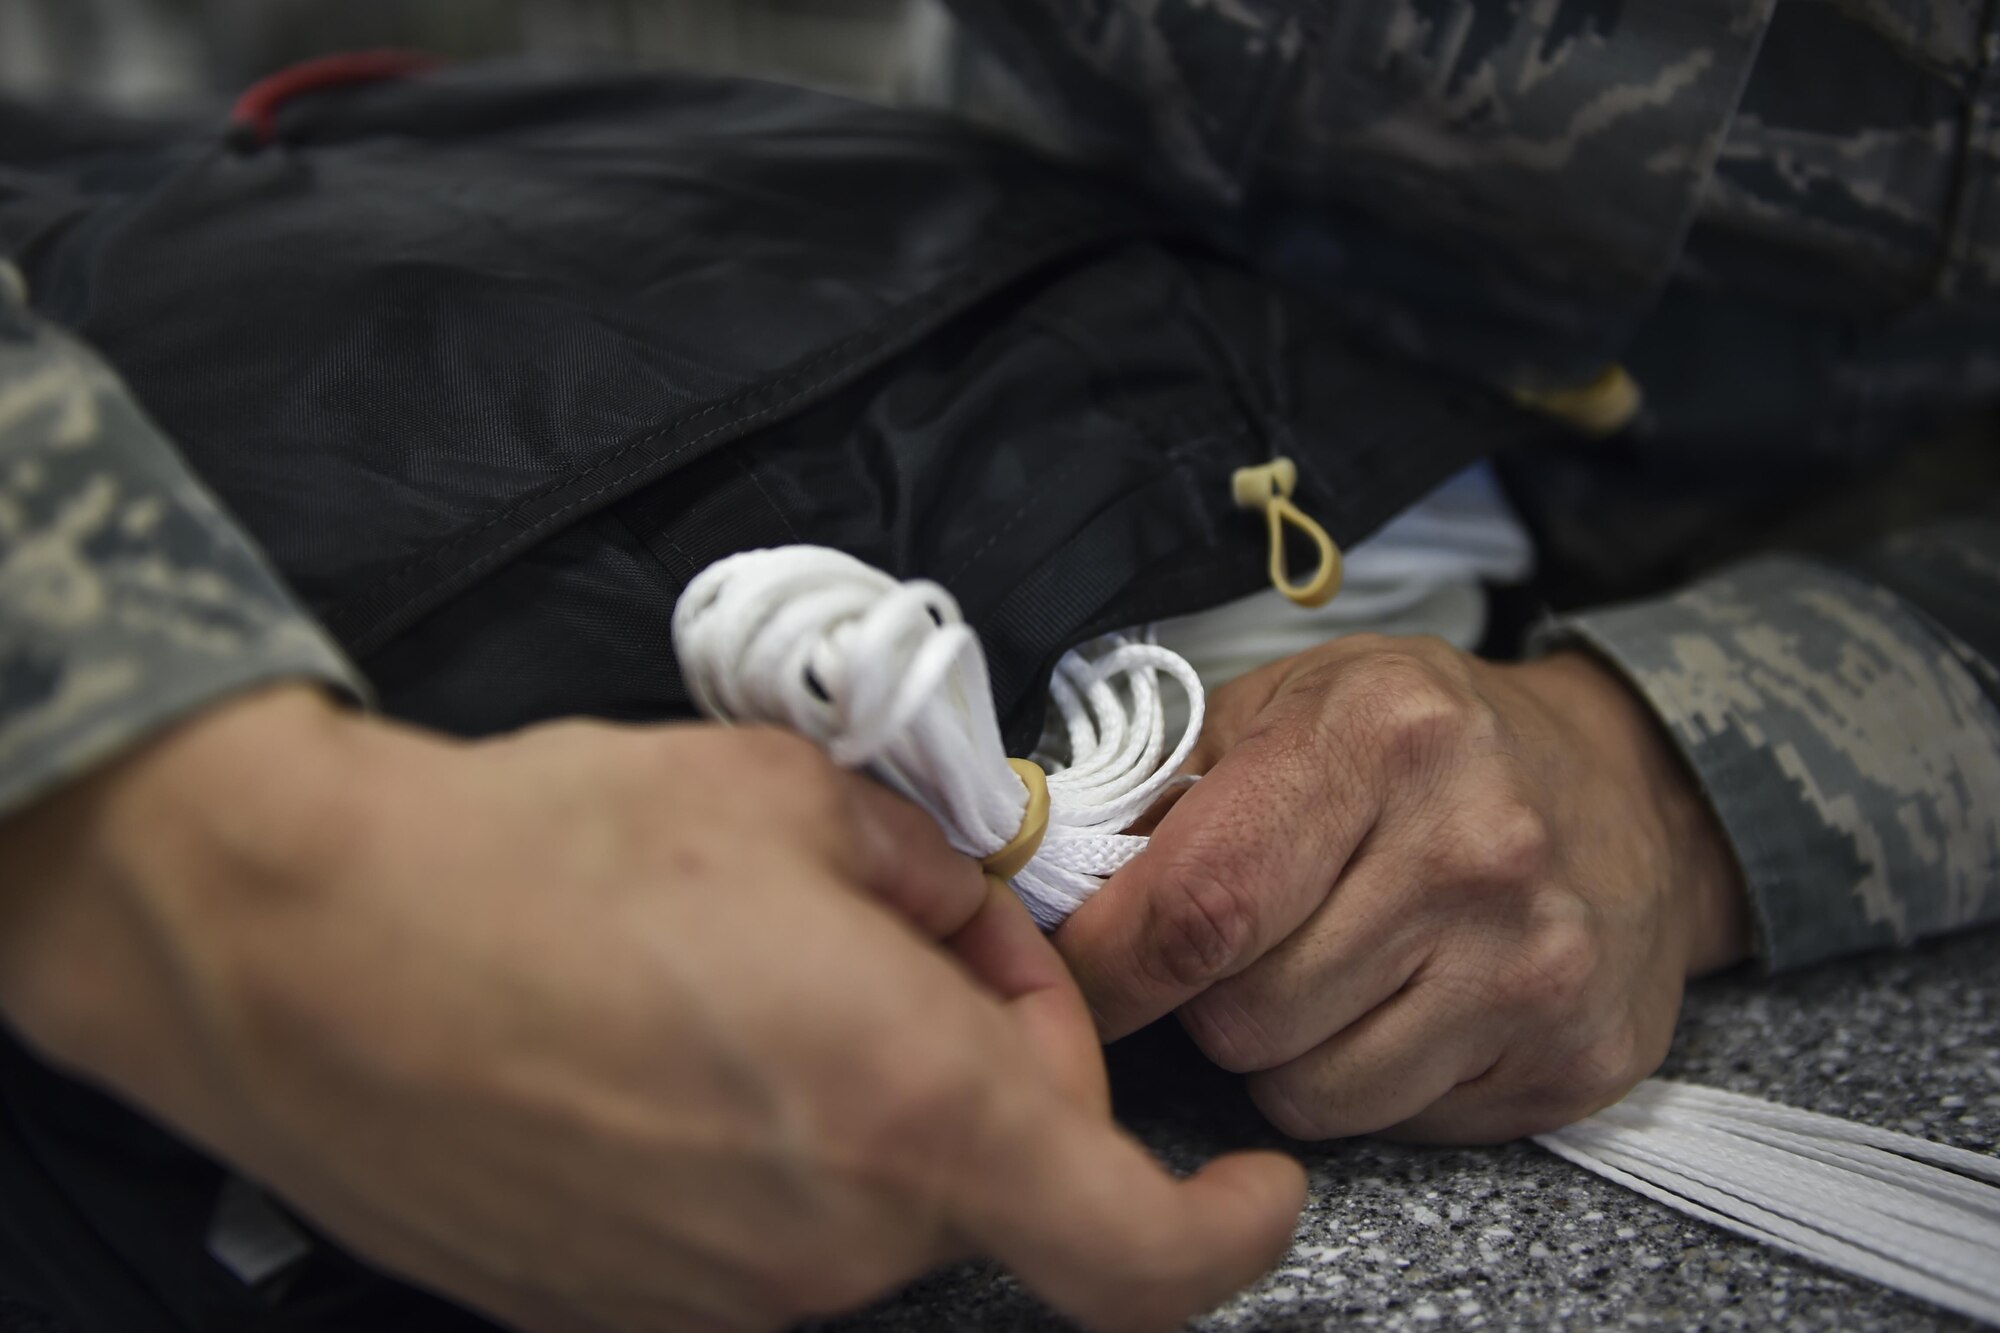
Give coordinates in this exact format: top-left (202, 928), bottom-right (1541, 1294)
top-left (333, 218), bottom-right (1113, 630)
top-left (734, 450), bottom-right (804, 543)
top-left (347, 220), bottom-right (1080, 593)
top-left (348, 345), bottom-right (910, 632)
top-left (612, 503), bottom-right (697, 581)
top-left (941, 448), bottom-right (1101, 587)
top-left (356, 278), bottom-right (966, 589)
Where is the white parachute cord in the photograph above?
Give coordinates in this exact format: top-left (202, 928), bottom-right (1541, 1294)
top-left (1536, 1080), bottom-right (2000, 1325)
top-left (671, 546), bottom-right (1202, 927)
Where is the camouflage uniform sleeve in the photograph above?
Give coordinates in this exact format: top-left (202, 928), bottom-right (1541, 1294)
top-left (938, 0), bottom-right (1776, 384)
top-left (1542, 530), bottom-right (2000, 971)
top-left (0, 261), bottom-right (366, 820)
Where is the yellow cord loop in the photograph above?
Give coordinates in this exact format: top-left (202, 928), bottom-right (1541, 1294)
top-left (980, 758), bottom-right (1050, 882)
top-left (1231, 457), bottom-right (1343, 609)
top-left (1514, 364), bottom-right (1643, 438)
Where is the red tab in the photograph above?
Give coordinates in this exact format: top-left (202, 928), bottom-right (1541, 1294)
top-left (229, 50), bottom-right (441, 147)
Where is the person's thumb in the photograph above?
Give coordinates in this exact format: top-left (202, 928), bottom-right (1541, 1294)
top-left (950, 1081), bottom-right (1305, 1332)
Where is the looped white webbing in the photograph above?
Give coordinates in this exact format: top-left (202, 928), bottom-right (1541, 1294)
top-left (672, 547), bottom-right (1202, 927)
top-left (671, 546), bottom-right (2000, 1321)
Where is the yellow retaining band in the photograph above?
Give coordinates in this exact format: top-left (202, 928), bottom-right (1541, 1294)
top-left (981, 758), bottom-right (1051, 882)
top-left (1514, 364), bottom-right (1643, 437)
top-left (1231, 457), bottom-right (1343, 609)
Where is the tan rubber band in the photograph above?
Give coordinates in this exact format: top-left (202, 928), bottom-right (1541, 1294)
top-left (1232, 458), bottom-right (1344, 609)
top-left (981, 758), bottom-right (1050, 882)
top-left (1513, 364), bottom-right (1643, 437)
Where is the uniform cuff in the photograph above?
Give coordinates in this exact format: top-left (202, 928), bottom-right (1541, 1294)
top-left (0, 641), bottom-right (364, 820)
top-left (1537, 556), bottom-right (2000, 971)
top-left (1, 275), bottom-right (368, 819)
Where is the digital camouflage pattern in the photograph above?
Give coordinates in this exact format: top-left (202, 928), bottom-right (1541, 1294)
top-left (942, 0), bottom-right (2000, 967)
top-left (944, 0), bottom-right (1773, 382)
top-left (1559, 552), bottom-right (2000, 970)
top-left (943, 0), bottom-right (2000, 390)
top-left (1692, 2), bottom-right (2000, 327)
top-left (0, 261), bottom-right (361, 817)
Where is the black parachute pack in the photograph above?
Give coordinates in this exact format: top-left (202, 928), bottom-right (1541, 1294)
top-left (0, 63), bottom-right (1551, 1331)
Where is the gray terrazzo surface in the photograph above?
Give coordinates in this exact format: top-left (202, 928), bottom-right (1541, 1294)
top-left (823, 928), bottom-right (2000, 1332)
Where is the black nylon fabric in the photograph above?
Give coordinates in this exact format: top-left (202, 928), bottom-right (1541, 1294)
top-left (0, 65), bottom-right (1551, 1331)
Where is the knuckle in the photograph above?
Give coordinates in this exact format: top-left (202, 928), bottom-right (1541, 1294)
top-left (1506, 1028), bottom-right (1654, 1134)
top-left (1481, 799), bottom-right (1554, 886)
top-left (1452, 796), bottom-right (1553, 888)
top-left (1419, 795), bottom-right (1551, 894)
top-left (1363, 650), bottom-right (1449, 705)
top-left (1510, 916), bottom-right (1599, 1017)
top-left (1248, 1068), bottom-right (1335, 1141)
top-left (1180, 985), bottom-right (1282, 1073)
top-left (1353, 658), bottom-right (1482, 775)
top-left (1572, 1026), bottom-right (1643, 1093)
top-left (1146, 861), bottom-right (1262, 991)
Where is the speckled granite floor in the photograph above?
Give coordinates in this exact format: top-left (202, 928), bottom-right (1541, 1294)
top-left (821, 928), bottom-right (2000, 1332)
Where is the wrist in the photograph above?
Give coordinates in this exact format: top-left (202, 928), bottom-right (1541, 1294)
top-left (0, 683), bottom-right (365, 1120)
top-left (1510, 651), bottom-right (1752, 976)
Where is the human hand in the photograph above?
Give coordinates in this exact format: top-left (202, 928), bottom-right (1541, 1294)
top-left (0, 685), bottom-right (1304, 1332)
top-left (1056, 637), bottom-right (1752, 1144)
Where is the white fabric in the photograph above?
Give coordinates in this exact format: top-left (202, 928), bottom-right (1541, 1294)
top-left (1537, 1081), bottom-right (2000, 1325)
top-left (672, 546), bottom-right (1202, 927)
